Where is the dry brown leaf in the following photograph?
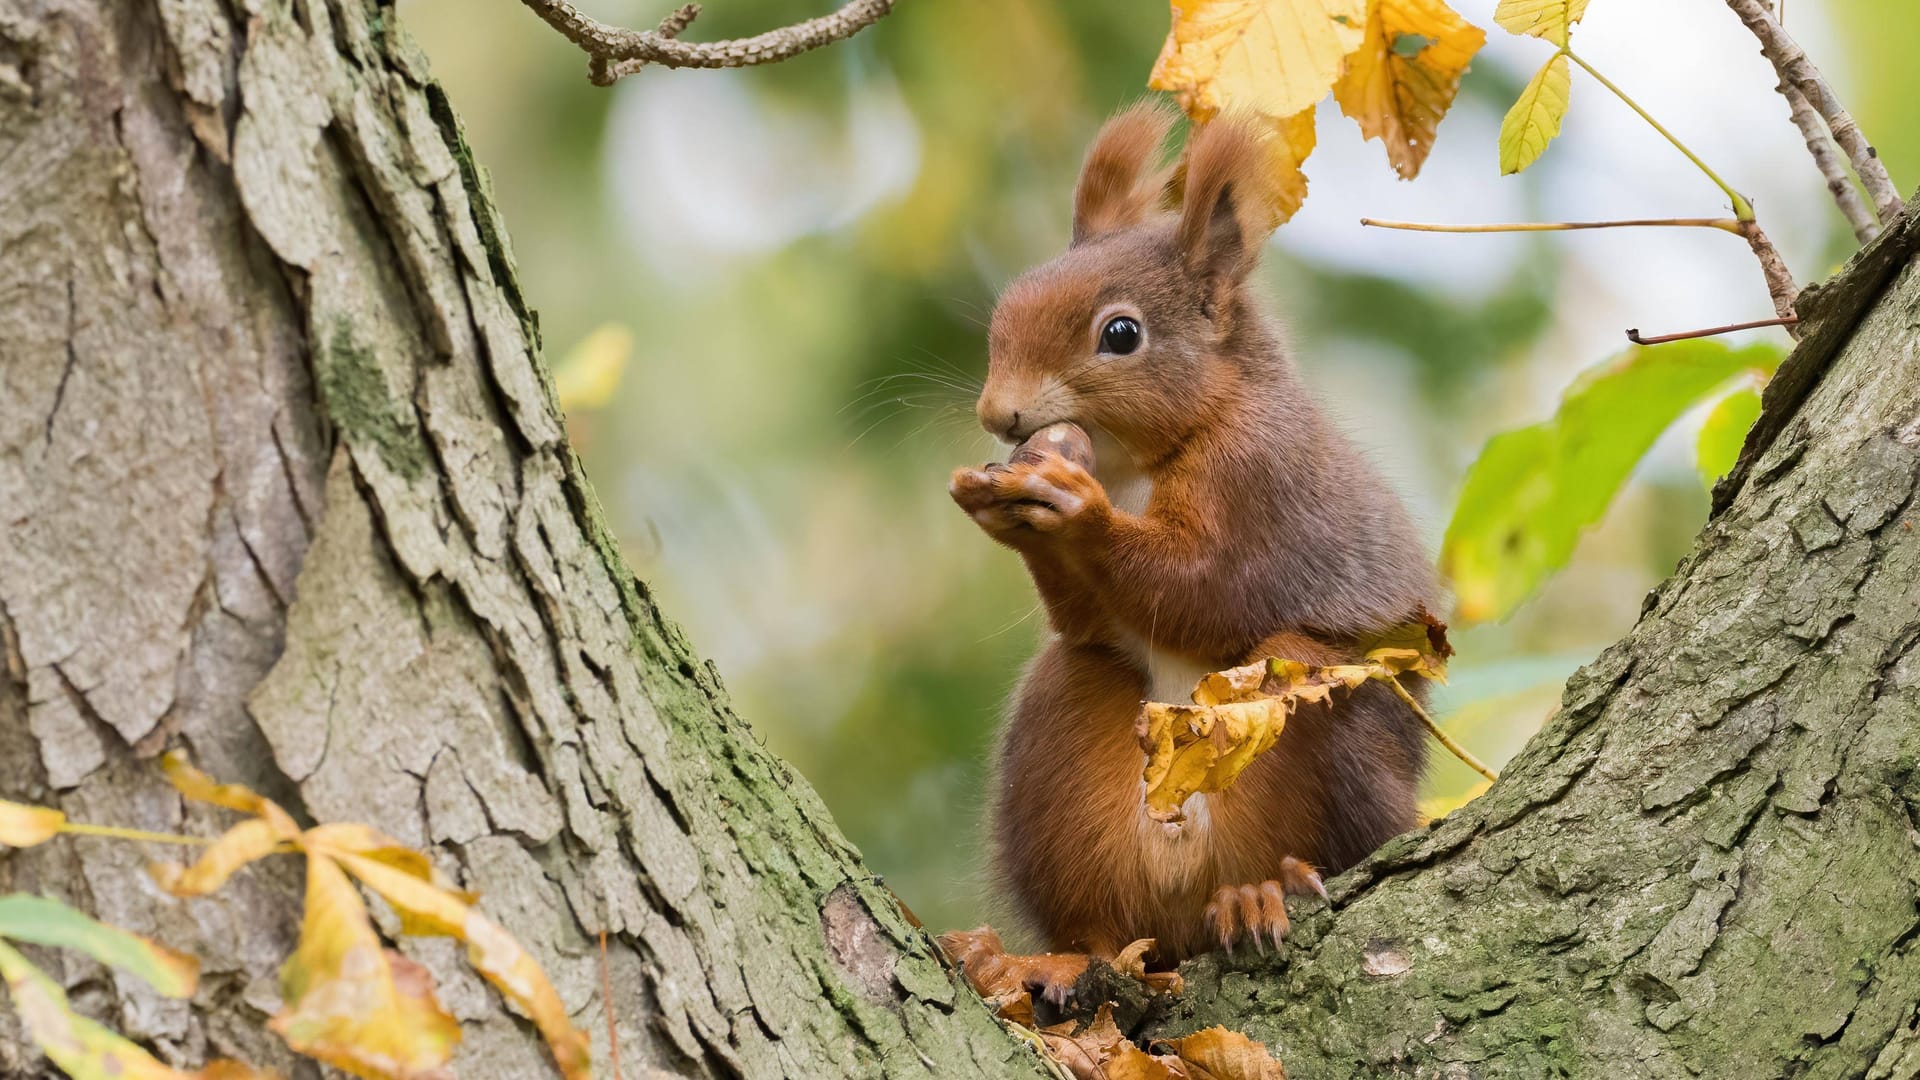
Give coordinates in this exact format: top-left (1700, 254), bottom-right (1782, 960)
top-left (1140, 614), bottom-right (1452, 820)
top-left (1162, 1026), bottom-right (1288, 1078)
top-left (1038, 1005), bottom-right (1131, 1079)
top-left (1106, 1045), bottom-right (1182, 1079)
top-left (1332, 0), bottom-right (1486, 178)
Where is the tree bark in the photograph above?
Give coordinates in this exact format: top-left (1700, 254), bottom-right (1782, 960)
top-left (1140, 206), bottom-right (1920, 1076)
top-left (0, 1), bottom-right (1036, 1076)
top-left (3, 1), bottom-right (1918, 1079)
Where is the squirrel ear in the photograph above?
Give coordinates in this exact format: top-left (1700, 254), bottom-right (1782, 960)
top-left (1072, 101), bottom-right (1176, 244)
top-left (1176, 115), bottom-right (1279, 296)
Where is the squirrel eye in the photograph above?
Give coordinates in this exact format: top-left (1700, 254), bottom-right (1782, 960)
top-left (1099, 316), bottom-right (1142, 355)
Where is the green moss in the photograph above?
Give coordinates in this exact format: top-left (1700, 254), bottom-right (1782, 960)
top-left (316, 323), bottom-right (429, 480)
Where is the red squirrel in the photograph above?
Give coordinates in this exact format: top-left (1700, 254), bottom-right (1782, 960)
top-left (950, 104), bottom-right (1436, 963)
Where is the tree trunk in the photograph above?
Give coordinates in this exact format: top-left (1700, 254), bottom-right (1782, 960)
top-left (0, 1), bottom-right (1037, 1076)
top-left (3, 1), bottom-right (1918, 1079)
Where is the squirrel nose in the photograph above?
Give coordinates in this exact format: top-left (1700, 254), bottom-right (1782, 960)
top-left (978, 400), bottom-right (1022, 441)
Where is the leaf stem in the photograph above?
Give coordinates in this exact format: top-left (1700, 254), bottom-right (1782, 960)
top-left (1386, 678), bottom-right (1498, 783)
top-left (1626, 315), bottom-right (1799, 345)
top-left (57, 822), bottom-right (212, 846)
top-left (1564, 49), bottom-right (1755, 222)
top-left (1361, 217), bottom-right (1745, 235)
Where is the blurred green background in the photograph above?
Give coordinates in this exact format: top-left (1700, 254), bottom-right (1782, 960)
top-left (401, 0), bottom-right (1918, 936)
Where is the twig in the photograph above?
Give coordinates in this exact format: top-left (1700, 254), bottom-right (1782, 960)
top-left (1626, 315), bottom-right (1799, 346)
top-left (1725, 0), bottom-right (1904, 224)
top-left (515, 0), bottom-right (897, 86)
top-left (1361, 217), bottom-right (1745, 235)
top-left (1386, 678), bottom-right (1498, 783)
top-left (58, 822), bottom-right (214, 846)
top-left (1779, 79), bottom-right (1878, 243)
top-left (1739, 219), bottom-right (1800, 323)
top-left (1565, 49), bottom-right (1754, 222)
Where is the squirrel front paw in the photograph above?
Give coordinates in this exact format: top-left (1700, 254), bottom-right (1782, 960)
top-left (1204, 858), bottom-right (1328, 955)
top-left (949, 455), bottom-right (1110, 542)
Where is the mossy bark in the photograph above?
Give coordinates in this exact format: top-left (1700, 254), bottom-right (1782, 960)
top-left (2, 1), bottom-right (1917, 1079)
top-left (1141, 208), bottom-right (1920, 1077)
top-left (0, 1), bottom-right (1038, 1076)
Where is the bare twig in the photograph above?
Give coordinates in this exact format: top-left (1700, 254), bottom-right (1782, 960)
top-left (598, 929), bottom-right (623, 1080)
top-left (1726, 0), bottom-right (1904, 224)
top-left (1779, 79), bottom-right (1878, 243)
top-left (1626, 315), bottom-right (1799, 346)
top-left (1739, 219), bottom-right (1801, 323)
top-left (1384, 678), bottom-right (1497, 783)
top-left (1361, 217), bottom-right (1745, 235)
top-left (515, 0), bottom-right (897, 86)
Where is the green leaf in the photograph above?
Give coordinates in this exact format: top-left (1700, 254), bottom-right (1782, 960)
top-left (1499, 52), bottom-right (1570, 175)
top-left (0, 939), bottom-right (188, 1079)
top-left (1444, 338), bottom-right (1786, 623)
top-left (1695, 385), bottom-right (1765, 491)
top-left (0, 894), bottom-right (198, 998)
top-left (1493, 0), bottom-right (1590, 46)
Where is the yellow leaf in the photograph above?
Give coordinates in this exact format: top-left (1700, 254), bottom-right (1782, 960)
top-left (1333, 0), bottom-right (1486, 178)
top-left (1138, 697), bottom-right (1291, 822)
top-left (150, 819), bottom-right (284, 897)
top-left (0, 940), bottom-right (267, 1080)
top-left (1140, 613), bottom-right (1452, 819)
top-left (1261, 109), bottom-right (1318, 226)
top-left (1165, 1025), bottom-right (1289, 1078)
top-left (552, 322), bottom-right (632, 413)
top-left (272, 852), bottom-right (461, 1079)
top-left (1499, 52), bottom-right (1570, 175)
top-left (0, 800), bottom-right (64, 848)
top-left (1150, 0), bottom-right (1366, 122)
top-left (1493, 0), bottom-right (1589, 46)
top-left (160, 752), bottom-right (303, 839)
top-left (328, 852), bottom-right (590, 1080)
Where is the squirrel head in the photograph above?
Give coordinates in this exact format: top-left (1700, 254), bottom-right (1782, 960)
top-left (977, 102), bottom-right (1283, 464)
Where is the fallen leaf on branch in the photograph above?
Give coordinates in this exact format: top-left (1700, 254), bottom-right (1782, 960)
top-left (1039, 1005), bottom-right (1131, 1079)
top-left (1159, 1026), bottom-right (1289, 1078)
top-left (1139, 614), bottom-right (1453, 821)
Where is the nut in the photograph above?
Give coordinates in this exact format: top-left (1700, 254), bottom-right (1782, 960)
top-left (1003, 421), bottom-right (1095, 471)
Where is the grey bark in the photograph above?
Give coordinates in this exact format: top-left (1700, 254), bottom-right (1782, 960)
top-left (0, 0), bottom-right (1037, 1077)
top-left (1137, 206), bottom-right (1920, 1076)
top-left (2, 0), bottom-right (1918, 1079)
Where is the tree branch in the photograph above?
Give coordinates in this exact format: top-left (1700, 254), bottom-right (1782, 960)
top-left (1778, 78), bottom-right (1879, 243)
top-left (1725, 0), bottom-right (1904, 224)
top-left (1360, 217), bottom-right (1746, 234)
top-left (1740, 219), bottom-right (1801, 323)
top-left (1626, 315), bottom-right (1798, 345)
top-left (514, 0), bottom-right (897, 85)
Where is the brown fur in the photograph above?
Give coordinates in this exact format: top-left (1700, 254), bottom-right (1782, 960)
top-left (951, 106), bottom-right (1437, 962)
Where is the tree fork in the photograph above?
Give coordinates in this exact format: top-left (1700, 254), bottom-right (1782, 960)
top-left (3, 0), bottom-right (1919, 1077)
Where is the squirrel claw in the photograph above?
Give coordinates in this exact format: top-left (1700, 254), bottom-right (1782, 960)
top-left (1207, 864), bottom-right (1324, 956)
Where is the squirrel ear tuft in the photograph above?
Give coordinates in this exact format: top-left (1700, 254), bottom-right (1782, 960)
top-left (1072, 101), bottom-right (1177, 244)
top-left (1176, 115), bottom-right (1279, 293)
